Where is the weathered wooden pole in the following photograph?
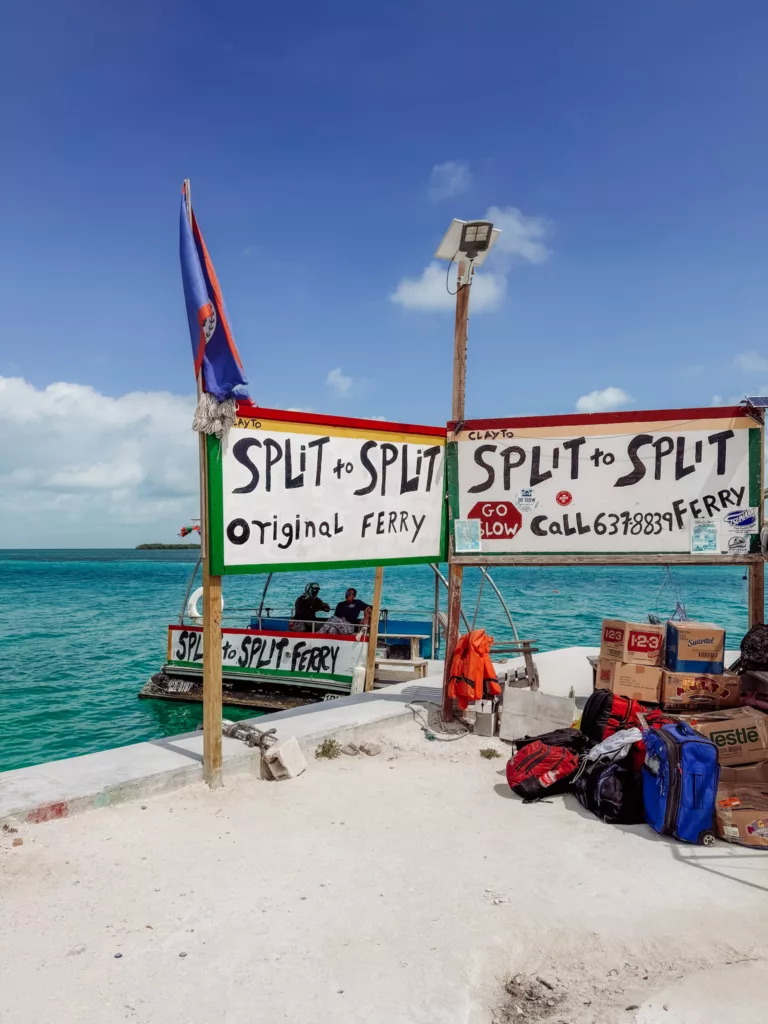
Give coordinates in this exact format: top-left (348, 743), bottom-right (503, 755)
top-left (185, 178), bottom-right (223, 789)
top-left (442, 263), bottom-right (472, 720)
top-left (749, 560), bottom-right (765, 628)
top-left (364, 566), bottom-right (385, 691)
top-left (748, 410), bottom-right (765, 629)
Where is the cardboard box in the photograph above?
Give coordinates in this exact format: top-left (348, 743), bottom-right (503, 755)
top-left (716, 784), bottom-right (768, 847)
top-left (719, 761), bottom-right (768, 786)
top-left (683, 707), bottom-right (768, 766)
top-left (660, 670), bottom-right (740, 713)
top-left (597, 659), bottom-right (662, 703)
top-left (599, 619), bottom-right (664, 666)
top-left (665, 621), bottom-right (725, 674)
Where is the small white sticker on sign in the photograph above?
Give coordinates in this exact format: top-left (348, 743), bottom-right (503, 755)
top-left (454, 518), bottom-right (482, 553)
top-left (691, 520), bottom-right (719, 554)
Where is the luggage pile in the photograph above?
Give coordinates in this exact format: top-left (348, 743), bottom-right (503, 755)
top-left (504, 618), bottom-right (768, 848)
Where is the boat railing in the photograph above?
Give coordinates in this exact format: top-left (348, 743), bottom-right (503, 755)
top-left (176, 558), bottom-right (523, 666)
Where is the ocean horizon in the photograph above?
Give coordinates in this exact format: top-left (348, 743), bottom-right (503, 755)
top-left (0, 548), bottom-right (756, 773)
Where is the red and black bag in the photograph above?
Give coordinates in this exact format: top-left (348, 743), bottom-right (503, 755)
top-left (581, 689), bottom-right (671, 771)
top-left (581, 689), bottom-right (668, 743)
top-left (514, 727), bottom-right (593, 755)
top-left (505, 741), bottom-right (579, 802)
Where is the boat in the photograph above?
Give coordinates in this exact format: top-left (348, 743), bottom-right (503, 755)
top-left (140, 558), bottom-right (446, 711)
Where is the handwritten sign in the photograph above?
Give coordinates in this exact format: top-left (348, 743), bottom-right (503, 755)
top-left (450, 407), bottom-right (761, 555)
top-left (168, 626), bottom-right (367, 683)
top-left (207, 406), bottom-right (446, 574)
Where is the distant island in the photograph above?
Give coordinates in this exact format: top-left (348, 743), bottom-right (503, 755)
top-left (135, 543), bottom-right (201, 550)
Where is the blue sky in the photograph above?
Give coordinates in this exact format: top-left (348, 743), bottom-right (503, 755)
top-left (2, 0), bottom-right (768, 544)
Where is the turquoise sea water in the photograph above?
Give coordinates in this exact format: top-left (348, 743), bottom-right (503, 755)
top-left (0, 549), bottom-right (756, 772)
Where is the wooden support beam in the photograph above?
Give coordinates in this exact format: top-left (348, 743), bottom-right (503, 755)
top-left (364, 566), bottom-right (384, 691)
top-left (451, 553), bottom-right (764, 567)
top-left (441, 272), bottom-right (472, 721)
top-left (749, 560), bottom-right (765, 628)
top-left (202, 558), bottom-right (223, 787)
top-left (200, 430), bottom-right (223, 789)
top-left (442, 565), bottom-right (463, 719)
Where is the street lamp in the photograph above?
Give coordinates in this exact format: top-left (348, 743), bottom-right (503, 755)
top-left (435, 218), bottom-right (500, 269)
top-left (434, 217), bottom-right (501, 721)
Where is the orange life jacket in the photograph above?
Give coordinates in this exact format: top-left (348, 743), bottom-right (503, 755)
top-left (446, 629), bottom-right (501, 710)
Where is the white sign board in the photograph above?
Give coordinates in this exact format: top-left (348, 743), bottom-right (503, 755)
top-left (168, 626), bottom-right (367, 683)
top-left (451, 408), bottom-right (761, 555)
top-left (208, 406), bottom-right (446, 574)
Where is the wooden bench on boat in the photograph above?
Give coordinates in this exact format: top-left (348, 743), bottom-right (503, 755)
top-left (375, 657), bottom-right (429, 682)
top-left (378, 632), bottom-right (431, 660)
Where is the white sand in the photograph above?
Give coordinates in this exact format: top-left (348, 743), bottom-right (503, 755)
top-left (2, 720), bottom-right (768, 1024)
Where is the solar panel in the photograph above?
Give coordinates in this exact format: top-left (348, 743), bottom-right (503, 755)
top-left (745, 396), bottom-right (768, 407)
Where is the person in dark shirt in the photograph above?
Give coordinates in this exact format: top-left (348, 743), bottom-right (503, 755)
top-left (290, 582), bottom-right (330, 630)
top-left (334, 587), bottom-right (371, 625)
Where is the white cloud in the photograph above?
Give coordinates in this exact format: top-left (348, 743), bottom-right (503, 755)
top-left (427, 160), bottom-right (471, 202)
top-left (735, 351), bottom-right (768, 373)
top-left (326, 367), bottom-right (353, 397)
top-left (484, 205), bottom-right (551, 265)
top-left (575, 386), bottom-right (633, 414)
top-left (0, 376), bottom-right (198, 546)
top-left (389, 261), bottom-right (506, 313)
top-left (711, 393), bottom-right (745, 406)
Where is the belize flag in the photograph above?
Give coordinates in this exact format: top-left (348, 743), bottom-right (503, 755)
top-left (179, 180), bottom-right (249, 401)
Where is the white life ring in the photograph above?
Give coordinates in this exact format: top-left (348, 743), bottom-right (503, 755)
top-left (187, 587), bottom-right (225, 621)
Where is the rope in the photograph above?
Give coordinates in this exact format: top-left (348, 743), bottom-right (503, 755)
top-left (192, 392), bottom-right (238, 439)
top-left (220, 720), bottom-right (278, 749)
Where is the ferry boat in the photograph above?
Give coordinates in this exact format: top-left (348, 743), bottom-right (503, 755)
top-left (140, 559), bottom-right (446, 711)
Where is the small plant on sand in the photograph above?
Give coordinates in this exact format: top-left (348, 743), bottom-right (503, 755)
top-left (479, 747), bottom-right (501, 759)
top-left (315, 738), bottom-right (342, 760)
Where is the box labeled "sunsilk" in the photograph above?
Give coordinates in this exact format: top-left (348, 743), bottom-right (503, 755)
top-left (665, 621), bottom-right (725, 674)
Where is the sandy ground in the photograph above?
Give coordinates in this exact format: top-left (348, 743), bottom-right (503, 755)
top-left (2, 719), bottom-right (768, 1024)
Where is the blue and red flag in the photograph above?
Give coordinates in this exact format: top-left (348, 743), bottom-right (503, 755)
top-left (179, 181), bottom-right (249, 401)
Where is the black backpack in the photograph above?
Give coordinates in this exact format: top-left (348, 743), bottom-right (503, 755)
top-left (572, 751), bottom-right (645, 825)
top-left (732, 624), bottom-right (768, 673)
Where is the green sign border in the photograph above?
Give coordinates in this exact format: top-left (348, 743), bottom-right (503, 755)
top-left (446, 425), bottom-right (764, 557)
top-left (207, 434), bottom-right (448, 576)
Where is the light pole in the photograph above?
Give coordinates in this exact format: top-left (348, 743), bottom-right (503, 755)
top-left (434, 220), bottom-right (500, 719)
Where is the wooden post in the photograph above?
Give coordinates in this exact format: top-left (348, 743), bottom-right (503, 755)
top-left (364, 566), bottom-right (384, 691)
top-left (749, 561), bottom-right (764, 628)
top-left (199, 401), bottom-right (223, 788)
top-left (749, 411), bottom-right (766, 629)
top-left (202, 552), bottom-right (223, 787)
top-left (442, 266), bottom-right (472, 719)
top-left (186, 178), bottom-right (223, 789)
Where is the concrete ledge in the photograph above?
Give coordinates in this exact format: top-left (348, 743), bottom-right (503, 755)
top-left (0, 647), bottom-right (610, 827)
top-left (0, 671), bottom-right (445, 826)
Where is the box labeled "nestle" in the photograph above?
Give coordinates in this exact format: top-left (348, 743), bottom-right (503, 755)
top-left (683, 707), bottom-right (768, 766)
top-left (599, 620), bottom-right (664, 666)
top-left (665, 621), bottom-right (725, 674)
top-left (597, 659), bottom-right (662, 703)
top-left (660, 671), bottom-right (740, 713)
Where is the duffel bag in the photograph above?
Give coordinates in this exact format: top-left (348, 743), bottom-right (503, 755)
top-left (572, 729), bottom-right (645, 825)
top-left (581, 689), bottom-right (668, 743)
top-left (506, 740), bottom-right (579, 802)
top-left (731, 623), bottom-right (768, 674)
top-left (514, 727), bottom-right (592, 755)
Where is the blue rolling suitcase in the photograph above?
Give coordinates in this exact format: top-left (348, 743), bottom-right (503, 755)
top-left (642, 721), bottom-right (719, 846)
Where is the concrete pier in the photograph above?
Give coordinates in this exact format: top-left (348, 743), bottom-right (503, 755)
top-left (0, 647), bottom-right (602, 826)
